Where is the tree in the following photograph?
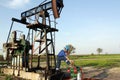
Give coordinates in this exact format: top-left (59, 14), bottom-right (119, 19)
top-left (97, 48), bottom-right (103, 55)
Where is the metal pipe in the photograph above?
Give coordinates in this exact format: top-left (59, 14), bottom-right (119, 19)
top-left (13, 56), bottom-right (15, 75)
top-left (6, 21), bottom-right (14, 43)
top-left (18, 55), bottom-right (20, 76)
top-left (31, 30), bottom-right (34, 68)
top-left (16, 56), bottom-right (17, 69)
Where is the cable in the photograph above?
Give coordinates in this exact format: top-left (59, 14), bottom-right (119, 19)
top-left (40, 0), bottom-right (48, 5)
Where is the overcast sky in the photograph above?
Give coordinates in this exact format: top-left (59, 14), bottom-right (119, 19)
top-left (0, 0), bottom-right (120, 54)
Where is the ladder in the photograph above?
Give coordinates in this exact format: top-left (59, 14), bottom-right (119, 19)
top-left (26, 11), bottom-right (58, 75)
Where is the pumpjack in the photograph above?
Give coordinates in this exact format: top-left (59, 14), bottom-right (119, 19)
top-left (2, 0), bottom-right (102, 80)
top-left (3, 0), bottom-right (64, 79)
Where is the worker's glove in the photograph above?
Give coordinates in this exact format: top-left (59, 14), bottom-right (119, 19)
top-left (69, 60), bottom-right (74, 67)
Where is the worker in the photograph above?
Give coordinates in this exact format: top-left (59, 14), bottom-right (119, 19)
top-left (56, 44), bottom-right (75, 71)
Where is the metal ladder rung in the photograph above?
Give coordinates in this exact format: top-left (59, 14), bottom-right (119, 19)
top-left (35, 39), bottom-right (44, 42)
top-left (48, 54), bottom-right (55, 56)
top-left (35, 39), bottom-right (51, 42)
top-left (47, 28), bottom-right (58, 32)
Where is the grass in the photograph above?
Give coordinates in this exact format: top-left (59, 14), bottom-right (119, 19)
top-left (5, 75), bottom-right (12, 80)
top-left (61, 54), bottom-right (120, 68)
top-left (0, 54), bottom-right (120, 68)
top-left (0, 68), bottom-right (12, 80)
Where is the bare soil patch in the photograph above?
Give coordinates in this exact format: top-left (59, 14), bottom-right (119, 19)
top-left (83, 67), bottom-right (120, 80)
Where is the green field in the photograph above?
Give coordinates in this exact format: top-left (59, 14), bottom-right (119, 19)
top-left (0, 54), bottom-right (120, 68)
top-left (61, 54), bottom-right (120, 68)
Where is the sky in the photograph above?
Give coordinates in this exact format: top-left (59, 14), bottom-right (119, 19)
top-left (0, 0), bottom-right (120, 55)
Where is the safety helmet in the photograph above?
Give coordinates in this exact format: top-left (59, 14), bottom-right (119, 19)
top-left (64, 44), bottom-right (75, 53)
top-left (65, 45), bottom-right (70, 51)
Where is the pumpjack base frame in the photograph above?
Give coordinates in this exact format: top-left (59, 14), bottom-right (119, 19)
top-left (1, 68), bottom-right (46, 80)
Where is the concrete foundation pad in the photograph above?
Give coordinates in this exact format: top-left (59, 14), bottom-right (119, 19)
top-left (1, 68), bottom-right (45, 80)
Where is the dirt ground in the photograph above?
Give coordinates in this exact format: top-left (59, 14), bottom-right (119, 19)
top-left (0, 76), bottom-right (5, 80)
top-left (0, 67), bottom-right (120, 80)
top-left (83, 67), bottom-right (120, 80)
